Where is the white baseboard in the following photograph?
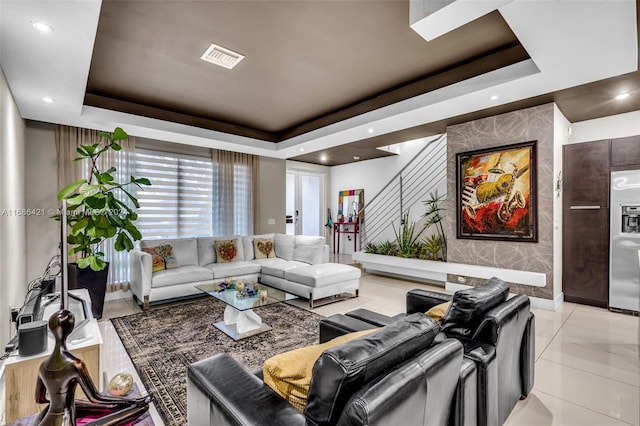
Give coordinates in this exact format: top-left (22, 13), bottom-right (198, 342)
top-left (530, 292), bottom-right (564, 311)
top-left (104, 289), bottom-right (132, 302)
top-left (445, 282), bottom-right (562, 312)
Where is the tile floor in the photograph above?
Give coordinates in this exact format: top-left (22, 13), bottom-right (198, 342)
top-left (9, 264), bottom-right (639, 425)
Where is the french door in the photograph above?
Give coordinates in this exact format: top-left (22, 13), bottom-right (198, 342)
top-left (286, 170), bottom-right (324, 236)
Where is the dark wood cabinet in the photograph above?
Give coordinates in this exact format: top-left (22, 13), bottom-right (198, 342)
top-left (562, 208), bottom-right (609, 307)
top-left (562, 140), bottom-right (610, 307)
top-left (611, 136), bottom-right (640, 167)
top-left (563, 140), bottom-right (610, 207)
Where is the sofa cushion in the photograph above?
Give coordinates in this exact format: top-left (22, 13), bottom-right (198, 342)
top-left (141, 244), bottom-right (180, 272)
top-left (151, 265), bottom-right (212, 288)
top-left (250, 258), bottom-right (288, 267)
top-left (215, 239), bottom-right (241, 263)
top-left (243, 233), bottom-right (276, 260)
top-left (304, 313), bottom-right (440, 425)
top-left (261, 261), bottom-right (308, 279)
top-left (274, 234), bottom-right (295, 261)
top-left (141, 238), bottom-right (197, 267)
top-left (293, 236), bottom-right (325, 265)
top-left (254, 238), bottom-right (276, 259)
top-left (203, 261), bottom-right (261, 279)
top-left (263, 328), bottom-right (379, 411)
top-left (441, 277), bottom-right (509, 338)
top-left (197, 236), bottom-right (246, 266)
top-left (285, 264), bottom-right (361, 288)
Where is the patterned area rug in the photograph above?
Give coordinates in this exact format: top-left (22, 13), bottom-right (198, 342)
top-left (111, 297), bottom-right (323, 426)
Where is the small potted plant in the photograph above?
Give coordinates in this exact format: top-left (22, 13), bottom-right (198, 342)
top-left (57, 127), bottom-right (150, 318)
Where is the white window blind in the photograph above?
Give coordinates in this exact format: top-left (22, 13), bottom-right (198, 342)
top-left (135, 149), bottom-right (213, 239)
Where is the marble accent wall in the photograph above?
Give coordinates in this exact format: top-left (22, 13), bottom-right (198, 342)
top-left (446, 103), bottom-right (555, 299)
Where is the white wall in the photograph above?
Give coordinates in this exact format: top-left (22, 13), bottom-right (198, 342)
top-left (25, 121), bottom-right (58, 282)
top-left (553, 105), bottom-right (570, 302)
top-left (568, 110), bottom-right (640, 144)
top-left (0, 67), bottom-right (26, 350)
top-left (330, 135), bottom-right (444, 253)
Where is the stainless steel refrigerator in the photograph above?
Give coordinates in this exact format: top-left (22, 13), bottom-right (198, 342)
top-left (609, 169), bottom-right (640, 313)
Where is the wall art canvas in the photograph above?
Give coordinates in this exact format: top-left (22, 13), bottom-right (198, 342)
top-left (456, 140), bottom-right (537, 242)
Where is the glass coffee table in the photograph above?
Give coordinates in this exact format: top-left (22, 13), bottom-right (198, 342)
top-left (196, 282), bottom-right (297, 340)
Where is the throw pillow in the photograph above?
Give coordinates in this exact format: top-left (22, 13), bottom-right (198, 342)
top-left (254, 238), bottom-right (275, 259)
top-left (263, 328), bottom-right (379, 411)
top-left (425, 301), bottom-right (451, 322)
top-left (215, 239), bottom-right (240, 263)
top-left (141, 244), bottom-right (180, 272)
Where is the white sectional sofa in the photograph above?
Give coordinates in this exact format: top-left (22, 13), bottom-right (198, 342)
top-left (130, 233), bottom-right (360, 309)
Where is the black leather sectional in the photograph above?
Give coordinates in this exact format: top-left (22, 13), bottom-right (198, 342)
top-left (320, 277), bottom-right (535, 426)
top-left (187, 314), bottom-right (475, 426)
top-left (186, 277), bottom-right (534, 426)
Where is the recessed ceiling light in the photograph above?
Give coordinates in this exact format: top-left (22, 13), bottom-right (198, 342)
top-left (367, 128), bottom-right (374, 134)
top-left (32, 21), bottom-right (53, 33)
top-left (320, 155), bottom-right (327, 162)
top-left (353, 155), bottom-right (361, 160)
top-left (299, 148), bottom-right (305, 152)
top-left (42, 96), bottom-right (54, 103)
top-left (615, 92), bottom-right (630, 100)
top-left (489, 95), bottom-right (499, 101)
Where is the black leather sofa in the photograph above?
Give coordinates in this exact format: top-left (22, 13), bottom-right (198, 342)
top-left (319, 277), bottom-right (535, 426)
top-left (186, 314), bottom-right (476, 426)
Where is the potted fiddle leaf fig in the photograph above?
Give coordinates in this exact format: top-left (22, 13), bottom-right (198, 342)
top-left (57, 127), bottom-right (150, 318)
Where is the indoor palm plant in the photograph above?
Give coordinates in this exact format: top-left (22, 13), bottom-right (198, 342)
top-left (57, 127), bottom-right (150, 317)
top-left (422, 191), bottom-right (447, 261)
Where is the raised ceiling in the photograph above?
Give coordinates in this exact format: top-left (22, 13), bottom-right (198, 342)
top-left (0, 1), bottom-right (637, 166)
top-left (86, 3), bottom-right (526, 140)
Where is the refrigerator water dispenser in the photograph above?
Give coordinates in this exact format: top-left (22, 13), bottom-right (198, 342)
top-left (621, 205), bottom-right (640, 233)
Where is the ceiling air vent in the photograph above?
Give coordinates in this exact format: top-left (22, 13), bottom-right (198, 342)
top-left (200, 43), bottom-right (245, 69)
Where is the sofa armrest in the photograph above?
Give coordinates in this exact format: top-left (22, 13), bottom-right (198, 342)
top-left (520, 312), bottom-right (535, 398)
top-left (129, 249), bottom-right (152, 304)
top-left (187, 354), bottom-right (306, 426)
top-left (322, 244), bottom-right (329, 263)
top-left (458, 340), bottom-right (498, 426)
top-left (319, 314), bottom-right (380, 343)
top-left (406, 289), bottom-right (453, 314)
top-left (345, 309), bottom-right (397, 327)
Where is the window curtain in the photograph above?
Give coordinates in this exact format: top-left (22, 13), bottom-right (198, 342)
top-left (55, 125), bottom-right (135, 292)
top-left (211, 149), bottom-right (259, 236)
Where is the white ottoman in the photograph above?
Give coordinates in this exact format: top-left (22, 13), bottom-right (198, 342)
top-left (284, 263), bottom-right (361, 308)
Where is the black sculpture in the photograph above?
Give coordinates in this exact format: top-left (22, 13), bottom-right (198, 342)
top-left (35, 309), bottom-right (150, 426)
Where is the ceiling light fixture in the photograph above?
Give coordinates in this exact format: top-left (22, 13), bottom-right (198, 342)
top-left (200, 43), bottom-right (245, 69)
top-left (320, 155), bottom-right (327, 162)
top-left (32, 21), bottom-right (53, 33)
top-left (299, 148), bottom-right (305, 152)
top-left (353, 155), bottom-right (360, 160)
top-left (615, 92), bottom-right (630, 100)
top-left (367, 128), bottom-right (374, 134)
top-left (489, 95), bottom-right (499, 101)
top-left (42, 96), bottom-right (54, 103)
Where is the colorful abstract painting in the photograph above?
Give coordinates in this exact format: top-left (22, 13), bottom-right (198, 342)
top-left (456, 140), bottom-right (537, 242)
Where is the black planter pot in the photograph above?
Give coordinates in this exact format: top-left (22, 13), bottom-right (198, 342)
top-left (67, 262), bottom-right (109, 319)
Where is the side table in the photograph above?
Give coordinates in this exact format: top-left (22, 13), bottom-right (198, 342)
top-left (333, 221), bottom-right (360, 253)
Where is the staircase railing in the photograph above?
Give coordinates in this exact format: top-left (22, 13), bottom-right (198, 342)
top-left (360, 133), bottom-right (447, 247)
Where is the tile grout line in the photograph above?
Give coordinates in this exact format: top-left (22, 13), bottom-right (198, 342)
top-left (533, 389), bottom-right (636, 426)
top-left (539, 356), bottom-right (640, 389)
top-left (535, 305), bottom-right (575, 360)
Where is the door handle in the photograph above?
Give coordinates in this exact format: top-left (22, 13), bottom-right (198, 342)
top-left (570, 206), bottom-right (601, 210)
